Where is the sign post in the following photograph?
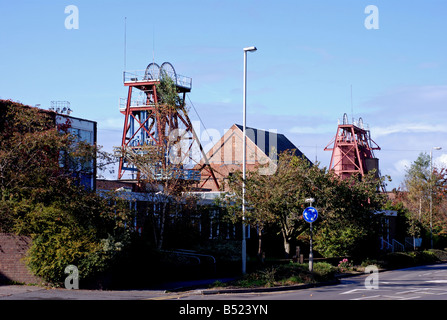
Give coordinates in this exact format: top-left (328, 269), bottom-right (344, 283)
top-left (303, 199), bottom-right (318, 273)
top-left (310, 222), bottom-right (314, 272)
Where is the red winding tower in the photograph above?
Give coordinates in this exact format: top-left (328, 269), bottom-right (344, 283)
top-left (324, 114), bottom-right (382, 182)
top-left (117, 62), bottom-right (218, 189)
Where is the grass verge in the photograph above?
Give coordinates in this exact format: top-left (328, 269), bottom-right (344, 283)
top-left (211, 261), bottom-right (337, 289)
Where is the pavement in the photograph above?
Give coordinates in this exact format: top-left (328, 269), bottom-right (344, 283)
top-left (4, 266), bottom-right (446, 319)
top-left (0, 277), bottom-right (238, 300)
top-left (0, 273), bottom-right (345, 300)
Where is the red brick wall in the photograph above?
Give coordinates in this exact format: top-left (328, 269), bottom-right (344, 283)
top-left (0, 233), bottom-right (43, 285)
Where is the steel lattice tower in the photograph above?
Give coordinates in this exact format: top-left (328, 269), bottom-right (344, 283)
top-left (117, 62), bottom-right (219, 189)
top-left (324, 114), bottom-right (382, 183)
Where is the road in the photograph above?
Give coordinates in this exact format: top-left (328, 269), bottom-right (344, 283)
top-left (1, 263), bottom-right (446, 300)
top-left (171, 263), bottom-right (447, 301)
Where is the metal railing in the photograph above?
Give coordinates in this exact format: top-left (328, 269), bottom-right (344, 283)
top-left (153, 168), bottom-right (201, 182)
top-left (123, 70), bottom-right (192, 90)
top-left (380, 237), bottom-right (405, 252)
top-left (119, 98), bottom-right (153, 111)
top-left (392, 239), bottom-right (405, 252)
top-left (380, 237), bottom-right (392, 251)
top-left (161, 249), bottom-right (216, 274)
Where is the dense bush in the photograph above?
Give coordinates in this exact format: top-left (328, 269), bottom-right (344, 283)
top-left (428, 249), bottom-right (447, 261)
top-left (312, 262), bottom-right (338, 281)
top-left (12, 191), bottom-right (132, 286)
top-left (384, 250), bottom-right (440, 269)
top-left (0, 100), bottom-right (133, 286)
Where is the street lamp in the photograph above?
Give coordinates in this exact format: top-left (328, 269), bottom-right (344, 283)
top-left (242, 46), bottom-right (257, 275)
top-left (430, 146), bottom-right (442, 249)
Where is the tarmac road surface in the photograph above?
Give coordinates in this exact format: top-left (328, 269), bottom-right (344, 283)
top-left (174, 263), bottom-right (447, 301)
top-left (1, 263), bottom-right (446, 301)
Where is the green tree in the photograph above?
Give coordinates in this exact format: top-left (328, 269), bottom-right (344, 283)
top-left (401, 153), bottom-right (447, 246)
top-left (156, 70), bottom-right (183, 108)
top-left (223, 151), bottom-right (309, 257)
top-left (433, 167), bottom-right (447, 241)
top-left (0, 99), bottom-right (133, 285)
top-left (404, 153), bottom-right (430, 225)
top-left (313, 171), bottom-right (385, 257)
top-left (223, 149), bottom-right (386, 258)
top-left (0, 100), bottom-right (66, 200)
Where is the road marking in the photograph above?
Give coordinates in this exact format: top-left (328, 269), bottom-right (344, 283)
top-left (352, 295), bottom-right (421, 300)
top-left (426, 280), bottom-right (447, 283)
top-left (434, 270), bottom-right (447, 274)
top-left (351, 295), bottom-right (381, 300)
top-left (340, 289), bottom-right (367, 295)
top-left (147, 293), bottom-right (191, 300)
top-left (340, 288), bottom-right (381, 295)
top-left (417, 289), bottom-right (447, 295)
top-left (399, 296), bottom-right (421, 300)
top-left (397, 287), bottom-right (447, 296)
top-left (396, 288), bottom-right (425, 295)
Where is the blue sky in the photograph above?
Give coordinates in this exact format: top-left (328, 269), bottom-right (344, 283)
top-left (1, 0), bottom-right (447, 190)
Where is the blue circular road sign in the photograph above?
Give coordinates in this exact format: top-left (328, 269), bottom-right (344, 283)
top-left (303, 206), bottom-right (318, 223)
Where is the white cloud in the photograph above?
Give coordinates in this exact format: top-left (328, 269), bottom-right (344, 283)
top-left (381, 159), bottom-right (411, 190)
top-left (371, 123), bottom-right (447, 138)
top-left (434, 153), bottom-right (447, 168)
top-left (394, 159), bottom-right (411, 175)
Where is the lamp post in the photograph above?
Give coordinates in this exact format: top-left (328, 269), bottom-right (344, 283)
top-left (430, 146), bottom-right (442, 249)
top-left (242, 46), bottom-right (257, 275)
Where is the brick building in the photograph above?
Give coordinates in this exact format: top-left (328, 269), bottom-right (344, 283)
top-left (196, 124), bottom-right (311, 191)
top-left (0, 100), bottom-right (97, 284)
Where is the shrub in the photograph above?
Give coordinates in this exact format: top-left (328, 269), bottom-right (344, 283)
top-left (231, 261), bottom-right (337, 288)
top-left (361, 258), bottom-right (381, 268)
top-left (337, 258), bottom-right (352, 273)
top-left (428, 249), bottom-right (447, 261)
top-left (385, 251), bottom-right (440, 269)
top-left (23, 203), bottom-right (130, 286)
top-left (313, 262), bottom-right (337, 281)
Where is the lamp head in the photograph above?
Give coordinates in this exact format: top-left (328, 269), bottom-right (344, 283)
top-left (244, 46), bottom-right (257, 52)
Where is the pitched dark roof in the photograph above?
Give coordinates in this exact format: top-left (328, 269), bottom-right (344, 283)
top-left (234, 124), bottom-right (312, 164)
